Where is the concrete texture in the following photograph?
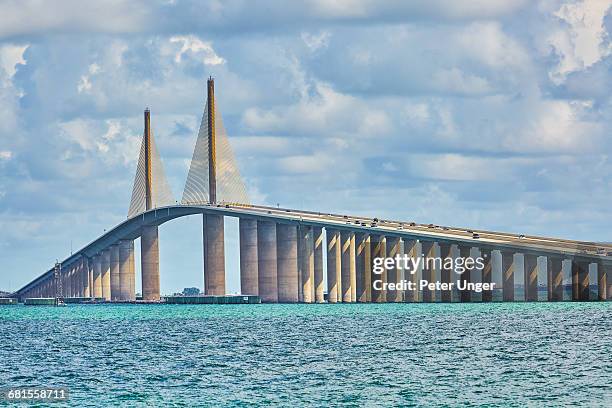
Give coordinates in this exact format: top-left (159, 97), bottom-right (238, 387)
top-left (386, 237), bottom-right (401, 303)
top-left (501, 250), bottom-right (515, 302)
top-left (326, 229), bottom-right (341, 303)
top-left (524, 254), bottom-right (539, 302)
top-left (547, 257), bottom-right (563, 301)
top-left (257, 220), bottom-right (278, 303)
top-left (101, 249), bottom-right (111, 300)
top-left (421, 241), bottom-right (436, 303)
top-left (141, 225), bottom-right (160, 301)
top-left (300, 226), bottom-right (314, 303)
top-left (313, 227), bottom-right (325, 303)
top-left (119, 240), bottom-right (135, 301)
top-left (110, 245), bottom-right (120, 300)
top-left (239, 218), bottom-right (258, 296)
top-left (203, 214), bottom-right (225, 296)
top-left (480, 248), bottom-right (493, 302)
top-left (404, 240), bottom-right (418, 302)
top-left (370, 235), bottom-right (386, 303)
top-left (355, 233), bottom-right (369, 302)
top-left (276, 223), bottom-right (299, 303)
top-left (341, 231), bottom-right (355, 303)
top-left (440, 243), bottom-right (453, 302)
top-left (459, 246), bottom-right (472, 303)
top-left (93, 255), bottom-right (102, 298)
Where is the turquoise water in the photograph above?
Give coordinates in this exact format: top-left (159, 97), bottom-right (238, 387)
top-left (0, 303), bottom-right (610, 407)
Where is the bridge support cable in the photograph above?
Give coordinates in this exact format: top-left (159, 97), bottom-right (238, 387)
top-left (128, 110), bottom-right (174, 219)
top-left (182, 78), bottom-right (249, 206)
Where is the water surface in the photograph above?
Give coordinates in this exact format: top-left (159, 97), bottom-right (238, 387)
top-left (0, 303), bottom-right (610, 407)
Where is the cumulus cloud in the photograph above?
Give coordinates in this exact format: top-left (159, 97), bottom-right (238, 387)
top-left (547, 0), bottom-right (612, 83)
top-left (169, 36), bottom-right (225, 65)
top-left (1, 0), bottom-right (611, 293)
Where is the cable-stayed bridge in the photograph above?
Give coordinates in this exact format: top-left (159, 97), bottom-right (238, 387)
top-left (12, 78), bottom-right (612, 303)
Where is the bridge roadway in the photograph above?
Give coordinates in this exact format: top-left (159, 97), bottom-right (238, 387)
top-left (14, 202), bottom-right (612, 298)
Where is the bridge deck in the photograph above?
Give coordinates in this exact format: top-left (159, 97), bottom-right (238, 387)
top-left (13, 203), bottom-right (611, 296)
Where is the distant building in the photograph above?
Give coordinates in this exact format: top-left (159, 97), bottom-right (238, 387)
top-left (0, 291), bottom-right (11, 298)
top-left (182, 287), bottom-right (200, 296)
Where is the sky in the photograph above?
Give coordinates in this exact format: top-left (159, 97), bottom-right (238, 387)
top-left (0, 0), bottom-right (610, 294)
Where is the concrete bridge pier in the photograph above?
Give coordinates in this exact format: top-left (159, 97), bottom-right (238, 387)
top-left (141, 225), bottom-right (160, 301)
top-left (524, 254), bottom-right (539, 302)
top-left (257, 220), bottom-right (278, 303)
top-left (299, 226), bottom-right (314, 303)
top-left (313, 227), bottom-right (325, 303)
top-left (547, 257), bottom-right (564, 301)
top-left (355, 233), bottom-right (370, 302)
top-left (82, 257), bottom-right (90, 298)
top-left (439, 243), bottom-right (453, 302)
top-left (341, 231), bottom-right (356, 303)
top-left (596, 261), bottom-right (607, 301)
top-left (404, 240), bottom-right (418, 302)
top-left (119, 240), bottom-right (135, 301)
top-left (239, 218), bottom-right (258, 296)
top-left (422, 241), bottom-right (436, 303)
top-left (203, 214), bottom-right (225, 296)
top-left (459, 246), bottom-right (472, 303)
top-left (110, 245), bottom-right (120, 300)
top-left (571, 260), bottom-right (590, 301)
top-left (277, 224), bottom-right (298, 303)
top-left (101, 249), bottom-right (111, 300)
top-left (481, 248), bottom-right (493, 302)
top-left (326, 229), bottom-right (341, 303)
top-left (371, 235), bottom-right (386, 303)
top-left (387, 237), bottom-right (401, 302)
top-left (501, 250), bottom-right (515, 302)
top-left (93, 255), bottom-right (102, 298)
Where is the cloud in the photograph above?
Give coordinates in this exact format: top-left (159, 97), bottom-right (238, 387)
top-left (1, 0), bottom-right (611, 293)
top-left (169, 35), bottom-right (225, 65)
top-left (301, 31), bottom-right (331, 51)
top-left (0, 43), bottom-right (28, 78)
top-left (547, 0), bottom-right (612, 83)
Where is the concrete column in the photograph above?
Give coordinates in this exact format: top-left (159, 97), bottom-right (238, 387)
top-left (239, 218), bottom-right (258, 296)
top-left (203, 214), bottom-right (225, 296)
top-left (596, 261), bottom-right (607, 301)
top-left (459, 246), bottom-right (472, 302)
top-left (141, 225), bottom-right (160, 301)
top-left (421, 241), bottom-right (436, 302)
top-left (547, 257), bottom-right (563, 301)
top-left (481, 248), bottom-right (493, 302)
top-left (355, 233), bottom-right (370, 302)
top-left (404, 240), bottom-right (419, 302)
top-left (326, 229), bottom-right (341, 303)
top-left (371, 235), bottom-right (386, 303)
top-left (110, 245), bottom-right (120, 301)
top-left (93, 255), bottom-right (102, 298)
top-left (128, 243), bottom-right (136, 299)
top-left (439, 243), bottom-right (453, 302)
top-left (341, 231), bottom-right (356, 303)
top-left (72, 266), bottom-right (77, 296)
top-left (101, 249), bottom-right (111, 300)
top-left (119, 240), bottom-right (135, 301)
top-left (313, 227), bottom-right (324, 303)
top-left (386, 237), bottom-right (401, 302)
top-left (89, 258), bottom-right (94, 298)
top-left (257, 220), bottom-right (278, 303)
top-left (501, 250), bottom-right (514, 302)
top-left (300, 226), bottom-right (314, 303)
top-left (572, 260), bottom-right (589, 301)
top-left (276, 223), bottom-right (298, 303)
top-left (524, 254), bottom-right (538, 302)
top-left (82, 258), bottom-right (90, 298)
